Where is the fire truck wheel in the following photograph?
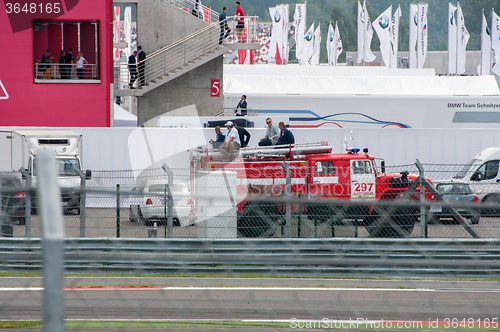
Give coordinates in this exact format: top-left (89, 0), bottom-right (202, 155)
top-left (366, 214), bottom-right (415, 238)
top-left (237, 202), bottom-right (280, 237)
top-left (306, 206), bottom-right (335, 224)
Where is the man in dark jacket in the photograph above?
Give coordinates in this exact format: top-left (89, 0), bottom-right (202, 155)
top-left (63, 47), bottom-right (74, 79)
top-left (128, 51), bottom-right (137, 88)
top-left (234, 123), bottom-right (251, 147)
top-left (275, 122), bottom-right (295, 145)
top-left (219, 6), bottom-right (230, 44)
top-left (137, 46), bottom-right (146, 86)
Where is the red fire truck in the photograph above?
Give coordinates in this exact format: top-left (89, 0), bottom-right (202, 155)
top-left (190, 142), bottom-right (430, 238)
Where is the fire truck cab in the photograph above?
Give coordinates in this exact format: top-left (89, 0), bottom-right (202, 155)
top-left (190, 142), bottom-right (424, 238)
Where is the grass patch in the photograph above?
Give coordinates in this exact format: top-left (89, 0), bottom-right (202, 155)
top-left (0, 320), bottom-right (42, 329)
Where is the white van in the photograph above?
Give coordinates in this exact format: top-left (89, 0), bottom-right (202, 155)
top-left (452, 147), bottom-right (500, 204)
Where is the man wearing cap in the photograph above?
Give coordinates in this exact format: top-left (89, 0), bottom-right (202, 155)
top-left (219, 121), bottom-right (241, 159)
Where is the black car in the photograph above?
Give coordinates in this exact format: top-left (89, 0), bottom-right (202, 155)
top-left (0, 174), bottom-right (26, 225)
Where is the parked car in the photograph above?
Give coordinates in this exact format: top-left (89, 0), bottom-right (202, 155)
top-left (129, 179), bottom-right (194, 227)
top-left (430, 182), bottom-right (480, 224)
top-left (0, 174), bottom-right (26, 225)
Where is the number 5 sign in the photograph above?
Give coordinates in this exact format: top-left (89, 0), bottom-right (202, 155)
top-left (211, 79), bottom-right (220, 97)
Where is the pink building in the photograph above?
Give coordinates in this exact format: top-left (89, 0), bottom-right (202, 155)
top-left (0, 0), bottom-right (113, 127)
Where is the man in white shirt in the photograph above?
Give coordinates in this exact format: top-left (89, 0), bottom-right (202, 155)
top-left (219, 121), bottom-right (241, 159)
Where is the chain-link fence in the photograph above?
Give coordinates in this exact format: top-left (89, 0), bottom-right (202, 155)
top-left (2, 161), bottom-right (500, 239)
top-left (2, 153), bottom-right (500, 332)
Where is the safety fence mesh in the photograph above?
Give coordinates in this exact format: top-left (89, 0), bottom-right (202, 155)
top-left (1, 162), bottom-right (500, 239)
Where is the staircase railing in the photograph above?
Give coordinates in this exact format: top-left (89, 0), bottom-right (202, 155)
top-left (165, 0), bottom-right (220, 24)
top-left (114, 15), bottom-right (259, 91)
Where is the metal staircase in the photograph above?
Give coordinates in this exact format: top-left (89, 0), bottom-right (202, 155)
top-left (114, 0), bottom-right (259, 97)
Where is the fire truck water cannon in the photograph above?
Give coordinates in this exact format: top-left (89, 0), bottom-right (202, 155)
top-left (189, 142), bottom-right (433, 238)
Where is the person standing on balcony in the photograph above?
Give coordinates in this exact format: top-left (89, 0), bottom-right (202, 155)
top-left (41, 49), bottom-right (53, 79)
top-left (235, 1), bottom-right (245, 42)
top-left (234, 95), bottom-right (247, 116)
top-left (219, 6), bottom-right (231, 45)
top-left (76, 52), bottom-right (88, 80)
top-left (137, 46), bottom-right (146, 87)
top-left (58, 50), bottom-right (65, 79)
top-left (128, 50), bottom-right (138, 88)
top-left (63, 48), bottom-right (74, 79)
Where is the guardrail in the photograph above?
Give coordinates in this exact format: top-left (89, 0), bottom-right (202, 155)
top-left (215, 108), bottom-right (259, 116)
top-left (35, 63), bottom-right (99, 81)
top-left (1, 238), bottom-right (499, 278)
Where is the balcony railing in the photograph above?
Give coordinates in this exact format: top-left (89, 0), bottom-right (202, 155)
top-left (34, 63), bottom-right (99, 82)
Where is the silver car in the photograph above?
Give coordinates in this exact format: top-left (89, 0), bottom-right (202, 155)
top-left (430, 182), bottom-right (480, 224)
top-left (130, 180), bottom-right (194, 227)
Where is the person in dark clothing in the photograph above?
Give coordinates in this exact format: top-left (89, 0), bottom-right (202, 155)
top-left (58, 50), bottom-right (65, 79)
top-left (219, 6), bottom-right (231, 44)
top-left (64, 47), bottom-right (74, 79)
top-left (209, 126), bottom-right (226, 148)
top-left (40, 49), bottom-right (53, 79)
top-left (235, 95), bottom-right (247, 116)
top-left (234, 123), bottom-right (251, 147)
top-left (137, 46), bottom-right (146, 87)
top-left (275, 121), bottom-right (295, 145)
top-left (128, 51), bottom-right (138, 88)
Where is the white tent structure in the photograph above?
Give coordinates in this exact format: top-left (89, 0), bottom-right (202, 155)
top-left (223, 64), bottom-right (500, 129)
top-left (113, 103), bottom-right (137, 127)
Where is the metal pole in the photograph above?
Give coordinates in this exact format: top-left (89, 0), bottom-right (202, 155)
top-left (416, 160), bottom-right (427, 238)
top-left (36, 148), bottom-right (65, 332)
top-left (162, 164), bottom-right (173, 238)
top-left (281, 162), bottom-right (291, 238)
top-left (19, 168), bottom-right (31, 238)
top-left (116, 184), bottom-right (120, 238)
top-left (75, 168), bottom-right (86, 238)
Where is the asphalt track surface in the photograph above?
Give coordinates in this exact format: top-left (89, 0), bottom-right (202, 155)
top-left (1, 277), bottom-right (499, 326)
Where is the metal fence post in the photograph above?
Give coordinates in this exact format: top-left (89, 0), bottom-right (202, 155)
top-left (162, 164), bottom-right (173, 238)
top-left (36, 148), bottom-right (65, 332)
top-left (116, 184), bottom-right (120, 238)
top-left (75, 168), bottom-right (86, 238)
top-left (281, 162), bottom-right (291, 238)
top-left (19, 168), bottom-right (31, 238)
top-left (416, 160), bottom-right (427, 238)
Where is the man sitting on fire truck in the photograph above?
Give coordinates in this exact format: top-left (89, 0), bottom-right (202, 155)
top-left (275, 121), bottom-right (295, 145)
top-left (219, 121), bottom-right (241, 159)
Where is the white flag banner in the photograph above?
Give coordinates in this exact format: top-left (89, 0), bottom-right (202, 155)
top-left (373, 5), bottom-right (392, 67)
top-left (357, 0), bottom-right (364, 63)
top-left (448, 2), bottom-right (457, 74)
top-left (294, 3), bottom-right (306, 64)
top-left (491, 10), bottom-right (500, 76)
top-left (409, 3), bottom-right (418, 68)
top-left (312, 23), bottom-right (321, 65)
top-left (456, 3), bottom-right (469, 74)
top-left (268, 6), bottom-right (284, 65)
top-left (390, 4), bottom-right (401, 69)
top-left (481, 9), bottom-right (492, 75)
top-left (335, 21), bottom-right (343, 65)
top-left (363, 1), bottom-right (376, 63)
top-left (417, 3), bottom-right (428, 69)
top-left (327, 22), bottom-right (335, 66)
top-left (124, 6), bottom-right (132, 58)
top-left (281, 4), bottom-right (290, 65)
top-left (302, 23), bottom-right (315, 65)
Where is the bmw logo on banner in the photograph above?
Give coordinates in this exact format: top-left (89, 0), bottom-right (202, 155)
top-left (329, 33), bottom-right (334, 42)
top-left (379, 16), bottom-right (389, 29)
top-left (414, 14), bottom-right (418, 26)
top-left (305, 31), bottom-right (313, 41)
top-left (274, 11), bottom-right (281, 23)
